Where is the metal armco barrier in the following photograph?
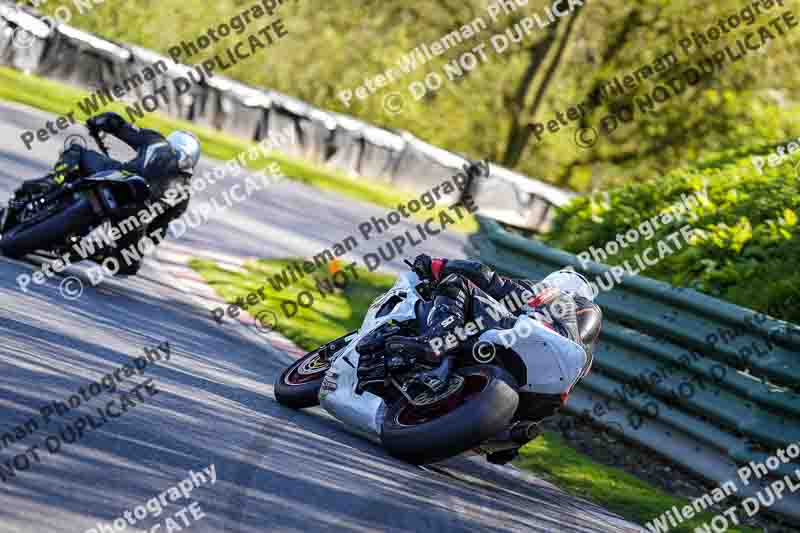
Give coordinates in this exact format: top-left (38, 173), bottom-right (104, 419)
top-left (0, 2), bottom-right (574, 232)
top-left (469, 216), bottom-right (800, 524)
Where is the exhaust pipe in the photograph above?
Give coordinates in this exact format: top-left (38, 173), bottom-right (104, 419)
top-left (478, 421), bottom-right (541, 455)
top-left (510, 421), bottom-right (540, 444)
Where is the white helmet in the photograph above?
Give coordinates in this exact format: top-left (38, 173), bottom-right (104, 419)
top-left (166, 131), bottom-right (201, 173)
top-left (537, 268), bottom-right (595, 302)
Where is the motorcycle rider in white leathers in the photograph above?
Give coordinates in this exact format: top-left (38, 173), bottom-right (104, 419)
top-left (384, 254), bottom-right (602, 464)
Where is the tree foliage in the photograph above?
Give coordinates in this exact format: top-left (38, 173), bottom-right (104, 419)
top-left (29, 0), bottom-right (799, 191)
top-left (26, 0), bottom-right (800, 316)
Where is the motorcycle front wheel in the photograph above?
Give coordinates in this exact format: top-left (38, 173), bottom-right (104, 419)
top-left (0, 196), bottom-right (97, 259)
top-left (274, 331), bottom-right (356, 409)
top-left (381, 365), bottom-right (519, 465)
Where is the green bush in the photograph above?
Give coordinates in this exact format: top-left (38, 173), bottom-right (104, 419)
top-left (546, 142), bottom-right (800, 324)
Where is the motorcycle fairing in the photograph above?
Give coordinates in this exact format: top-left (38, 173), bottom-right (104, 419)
top-left (479, 316), bottom-right (587, 395)
top-left (75, 170), bottom-right (151, 212)
top-left (359, 272), bottom-right (421, 331)
top-left (319, 272), bottom-right (422, 437)
top-left (321, 349), bottom-right (385, 437)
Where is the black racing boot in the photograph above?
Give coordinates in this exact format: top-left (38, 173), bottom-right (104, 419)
top-left (486, 449), bottom-right (519, 465)
top-left (111, 225), bottom-right (145, 277)
top-left (90, 225), bottom-right (144, 278)
top-left (113, 256), bottom-right (142, 277)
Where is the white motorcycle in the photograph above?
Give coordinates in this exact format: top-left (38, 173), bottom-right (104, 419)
top-left (274, 262), bottom-right (588, 465)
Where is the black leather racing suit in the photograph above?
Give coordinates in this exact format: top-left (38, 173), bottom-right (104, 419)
top-left (17, 112), bottom-right (192, 274)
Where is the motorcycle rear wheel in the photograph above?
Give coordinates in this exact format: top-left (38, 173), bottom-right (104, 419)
top-left (381, 365), bottom-right (519, 465)
top-left (0, 196), bottom-right (96, 259)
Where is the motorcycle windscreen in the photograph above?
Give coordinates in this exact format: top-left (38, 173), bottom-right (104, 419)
top-left (479, 316), bottom-right (587, 395)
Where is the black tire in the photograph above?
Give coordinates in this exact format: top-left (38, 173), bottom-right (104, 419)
top-left (274, 332), bottom-right (356, 409)
top-left (0, 196), bottom-right (97, 259)
top-left (381, 365), bottom-right (519, 465)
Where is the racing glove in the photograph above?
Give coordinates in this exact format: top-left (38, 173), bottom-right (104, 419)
top-left (86, 112), bottom-right (126, 135)
top-left (411, 254), bottom-right (447, 283)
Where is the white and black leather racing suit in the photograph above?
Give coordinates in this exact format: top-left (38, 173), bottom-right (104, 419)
top-left (387, 256), bottom-right (603, 463)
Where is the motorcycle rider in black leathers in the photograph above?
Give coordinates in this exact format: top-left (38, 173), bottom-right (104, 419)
top-left (387, 254), bottom-right (602, 464)
top-left (13, 112), bottom-right (201, 275)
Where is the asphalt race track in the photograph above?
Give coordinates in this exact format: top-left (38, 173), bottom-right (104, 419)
top-left (0, 102), bottom-right (644, 533)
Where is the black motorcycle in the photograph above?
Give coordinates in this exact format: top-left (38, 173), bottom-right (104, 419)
top-left (0, 126), bottom-right (150, 262)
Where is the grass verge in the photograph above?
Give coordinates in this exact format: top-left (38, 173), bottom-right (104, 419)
top-left (191, 256), bottom-right (758, 533)
top-left (0, 65), bottom-right (476, 233)
top-left (188, 257), bottom-right (395, 351)
top-left (516, 432), bottom-right (760, 533)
